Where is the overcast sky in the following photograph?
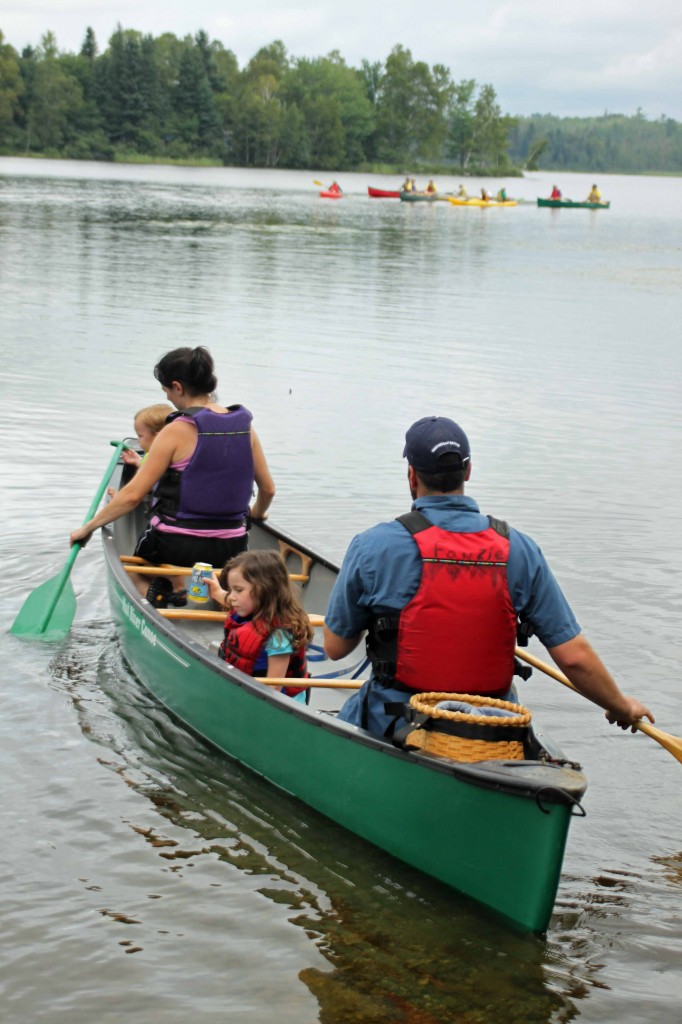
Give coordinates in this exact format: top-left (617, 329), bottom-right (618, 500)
top-left (3, 0), bottom-right (681, 119)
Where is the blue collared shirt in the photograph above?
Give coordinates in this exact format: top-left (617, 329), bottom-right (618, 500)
top-left (325, 494), bottom-right (580, 650)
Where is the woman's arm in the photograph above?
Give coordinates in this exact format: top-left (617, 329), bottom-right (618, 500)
top-left (69, 423), bottom-right (183, 546)
top-left (249, 428), bottom-right (276, 520)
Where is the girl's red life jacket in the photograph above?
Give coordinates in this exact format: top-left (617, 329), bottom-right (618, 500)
top-left (219, 614), bottom-right (308, 697)
top-left (367, 511), bottom-right (518, 696)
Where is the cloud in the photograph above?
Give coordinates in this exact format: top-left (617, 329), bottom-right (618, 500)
top-left (2, 0), bottom-right (681, 118)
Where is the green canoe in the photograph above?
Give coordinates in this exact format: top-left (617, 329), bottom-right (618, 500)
top-left (399, 191), bottom-right (450, 202)
top-left (537, 197), bottom-right (611, 209)
top-left (103, 485), bottom-right (587, 933)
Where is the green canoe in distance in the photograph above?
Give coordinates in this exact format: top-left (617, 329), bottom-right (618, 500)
top-left (103, 492), bottom-right (587, 933)
top-left (537, 197), bottom-right (611, 209)
top-left (399, 190), bottom-right (450, 201)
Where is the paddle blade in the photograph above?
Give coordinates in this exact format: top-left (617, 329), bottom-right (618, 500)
top-left (10, 574), bottom-right (77, 641)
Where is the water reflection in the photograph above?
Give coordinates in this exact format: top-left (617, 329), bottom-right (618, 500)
top-left (46, 627), bottom-right (593, 1023)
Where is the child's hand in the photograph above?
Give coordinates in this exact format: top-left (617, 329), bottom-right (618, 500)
top-left (122, 450), bottom-right (142, 468)
top-left (208, 573), bottom-right (227, 607)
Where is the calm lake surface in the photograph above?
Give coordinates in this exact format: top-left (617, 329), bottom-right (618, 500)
top-left (1, 158), bottom-right (681, 1023)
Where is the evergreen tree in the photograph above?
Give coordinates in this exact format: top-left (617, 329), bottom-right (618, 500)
top-left (0, 31), bottom-right (23, 148)
top-left (172, 41), bottom-right (221, 153)
top-left (80, 26), bottom-right (98, 61)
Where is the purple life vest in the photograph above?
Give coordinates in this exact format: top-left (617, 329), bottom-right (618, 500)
top-left (153, 405), bottom-right (255, 529)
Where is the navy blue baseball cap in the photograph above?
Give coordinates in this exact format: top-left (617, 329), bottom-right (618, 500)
top-left (403, 416), bottom-right (471, 473)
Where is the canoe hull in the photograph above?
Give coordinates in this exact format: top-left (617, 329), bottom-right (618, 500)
top-left (368, 186), bottom-right (401, 198)
top-left (320, 190), bottom-right (343, 199)
top-left (537, 198), bottom-right (610, 209)
top-left (103, 505), bottom-right (587, 933)
top-left (400, 191), bottom-right (446, 202)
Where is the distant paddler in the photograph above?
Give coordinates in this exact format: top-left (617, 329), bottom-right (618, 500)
top-left (586, 183), bottom-right (602, 202)
top-left (426, 179), bottom-right (438, 194)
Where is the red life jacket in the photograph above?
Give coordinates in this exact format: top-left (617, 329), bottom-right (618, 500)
top-left (367, 511), bottom-right (518, 696)
top-left (219, 614), bottom-right (309, 697)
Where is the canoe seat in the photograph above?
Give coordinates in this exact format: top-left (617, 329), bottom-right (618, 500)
top-left (277, 540), bottom-right (312, 584)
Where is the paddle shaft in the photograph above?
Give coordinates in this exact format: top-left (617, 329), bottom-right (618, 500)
top-left (35, 440), bottom-right (129, 633)
top-left (515, 646), bottom-right (682, 764)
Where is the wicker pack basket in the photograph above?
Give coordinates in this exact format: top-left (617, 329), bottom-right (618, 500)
top-left (403, 692), bottom-right (532, 763)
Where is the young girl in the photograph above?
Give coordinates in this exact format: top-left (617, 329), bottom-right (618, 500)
top-left (209, 550), bottom-right (313, 701)
top-left (109, 403), bottom-right (179, 606)
top-left (125, 403), bottom-right (174, 468)
top-left (108, 404), bottom-right (173, 496)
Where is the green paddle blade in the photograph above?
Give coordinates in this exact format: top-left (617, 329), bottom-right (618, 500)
top-left (10, 573), bottom-right (78, 641)
top-left (10, 440), bottom-right (129, 642)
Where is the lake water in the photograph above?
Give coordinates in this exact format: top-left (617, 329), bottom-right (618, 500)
top-left (1, 158), bottom-right (681, 1023)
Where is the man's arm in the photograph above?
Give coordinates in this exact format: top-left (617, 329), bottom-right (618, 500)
top-left (547, 634), bottom-right (654, 730)
top-left (323, 626), bottom-right (363, 661)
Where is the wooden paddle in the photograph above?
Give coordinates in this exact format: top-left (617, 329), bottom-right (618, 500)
top-left (11, 440), bottom-right (130, 641)
top-left (515, 647), bottom-right (682, 765)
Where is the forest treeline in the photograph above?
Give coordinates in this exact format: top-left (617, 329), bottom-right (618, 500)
top-left (0, 27), bottom-right (517, 172)
top-left (0, 26), bottom-right (680, 175)
top-left (509, 113), bottom-right (682, 174)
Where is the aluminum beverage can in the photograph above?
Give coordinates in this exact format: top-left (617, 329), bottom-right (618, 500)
top-left (188, 562), bottom-right (213, 604)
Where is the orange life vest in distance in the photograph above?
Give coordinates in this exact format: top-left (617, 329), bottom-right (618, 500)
top-left (219, 614), bottom-right (308, 696)
top-left (369, 512), bottom-right (518, 696)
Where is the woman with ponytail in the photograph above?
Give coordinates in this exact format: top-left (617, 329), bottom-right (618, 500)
top-left (70, 347), bottom-right (275, 600)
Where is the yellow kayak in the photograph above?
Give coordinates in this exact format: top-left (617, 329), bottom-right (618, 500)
top-left (447, 197), bottom-right (517, 207)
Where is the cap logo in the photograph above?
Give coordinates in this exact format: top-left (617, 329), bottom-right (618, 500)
top-left (431, 440), bottom-right (460, 452)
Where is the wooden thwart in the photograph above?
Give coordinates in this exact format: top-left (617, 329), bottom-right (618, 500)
top-left (122, 559), bottom-right (308, 581)
top-left (158, 608), bottom-right (325, 627)
top-left (260, 677), bottom-right (363, 689)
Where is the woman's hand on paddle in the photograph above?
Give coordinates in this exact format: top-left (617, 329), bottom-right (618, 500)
top-left (70, 523), bottom-right (95, 548)
top-left (605, 697), bottom-right (655, 732)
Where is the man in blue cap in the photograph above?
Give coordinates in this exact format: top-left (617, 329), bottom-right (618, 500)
top-left (323, 416), bottom-right (654, 738)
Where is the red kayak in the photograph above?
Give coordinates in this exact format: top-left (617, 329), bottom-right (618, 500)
top-left (368, 186), bottom-right (401, 198)
top-left (320, 190), bottom-right (343, 199)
